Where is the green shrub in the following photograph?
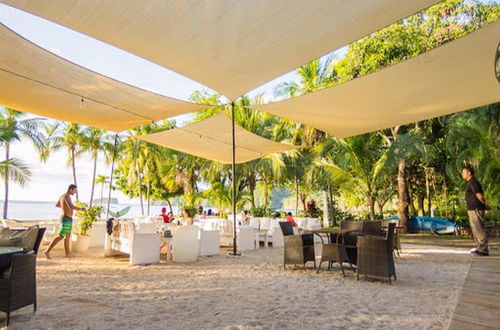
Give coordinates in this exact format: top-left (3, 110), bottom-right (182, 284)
top-left (75, 202), bottom-right (104, 236)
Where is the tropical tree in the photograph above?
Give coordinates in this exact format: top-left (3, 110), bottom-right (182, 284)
top-left (94, 174), bottom-right (109, 207)
top-left (316, 133), bottom-right (389, 220)
top-left (78, 127), bottom-right (105, 206)
top-left (40, 122), bottom-right (84, 200)
top-left (0, 108), bottom-right (45, 218)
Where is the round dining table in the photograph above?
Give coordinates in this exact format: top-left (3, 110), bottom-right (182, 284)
top-left (0, 246), bottom-right (25, 273)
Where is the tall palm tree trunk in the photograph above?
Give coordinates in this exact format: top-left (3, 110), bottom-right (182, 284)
top-left (166, 198), bottom-right (173, 214)
top-left (397, 159), bottom-right (410, 232)
top-left (425, 173), bottom-right (431, 216)
top-left (89, 154), bottom-right (97, 206)
top-left (3, 143), bottom-right (10, 219)
top-left (71, 147), bottom-right (79, 200)
top-left (146, 178), bottom-right (151, 216)
top-left (367, 192), bottom-right (376, 220)
top-left (295, 178), bottom-right (299, 216)
top-left (136, 160), bottom-right (144, 215)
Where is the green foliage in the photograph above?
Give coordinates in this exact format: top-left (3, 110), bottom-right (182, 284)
top-left (74, 201), bottom-right (104, 236)
top-left (250, 206), bottom-right (269, 217)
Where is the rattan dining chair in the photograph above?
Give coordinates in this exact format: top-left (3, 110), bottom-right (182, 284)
top-left (0, 253), bottom-right (37, 326)
top-left (356, 223), bottom-right (397, 284)
top-left (316, 232), bottom-right (354, 276)
top-left (279, 222), bottom-right (316, 270)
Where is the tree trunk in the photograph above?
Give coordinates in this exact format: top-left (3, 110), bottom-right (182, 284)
top-left (328, 184), bottom-right (336, 226)
top-left (367, 193), bottom-right (376, 220)
top-left (3, 143), bottom-right (10, 219)
top-left (425, 172), bottom-right (431, 216)
top-left (136, 160), bottom-right (144, 215)
top-left (71, 147), bottom-right (79, 200)
top-left (416, 188), bottom-right (424, 217)
top-left (249, 179), bottom-right (256, 209)
top-left (89, 154), bottom-right (97, 206)
top-left (323, 190), bottom-right (329, 227)
top-left (408, 187), bottom-right (416, 216)
top-left (166, 198), bottom-right (173, 214)
top-left (146, 178), bottom-right (151, 216)
top-left (397, 159), bottom-right (410, 232)
top-left (295, 178), bottom-right (299, 216)
top-left (300, 193), bottom-right (307, 215)
top-left (376, 199), bottom-right (384, 219)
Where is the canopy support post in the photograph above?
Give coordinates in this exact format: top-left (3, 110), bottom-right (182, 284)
top-left (230, 102), bottom-right (240, 256)
top-left (106, 133), bottom-right (119, 219)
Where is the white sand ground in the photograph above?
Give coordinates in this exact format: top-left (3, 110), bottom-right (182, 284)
top-left (1, 244), bottom-right (470, 330)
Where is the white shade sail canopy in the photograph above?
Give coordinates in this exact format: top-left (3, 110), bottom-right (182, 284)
top-left (137, 112), bottom-right (296, 164)
top-left (3, 0), bottom-right (442, 100)
top-left (0, 23), bottom-right (207, 132)
top-left (254, 21), bottom-right (500, 138)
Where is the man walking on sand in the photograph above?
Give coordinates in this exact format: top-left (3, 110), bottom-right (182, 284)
top-left (462, 166), bottom-right (489, 256)
top-left (44, 184), bottom-right (84, 259)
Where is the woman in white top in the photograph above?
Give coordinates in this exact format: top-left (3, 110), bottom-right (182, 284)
top-left (241, 210), bottom-right (250, 225)
top-left (181, 209), bottom-right (194, 226)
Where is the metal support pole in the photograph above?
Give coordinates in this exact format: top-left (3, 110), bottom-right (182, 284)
top-left (106, 134), bottom-right (119, 219)
top-left (231, 102), bottom-right (239, 256)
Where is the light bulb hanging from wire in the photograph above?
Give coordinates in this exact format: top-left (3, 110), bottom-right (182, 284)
top-left (79, 97), bottom-right (85, 109)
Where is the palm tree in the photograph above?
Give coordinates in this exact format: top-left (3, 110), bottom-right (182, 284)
top-left (79, 127), bottom-right (105, 206)
top-left (94, 174), bottom-right (109, 206)
top-left (316, 133), bottom-right (388, 220)
top-left (40, 122), bottom-right (84, 200)
top-left (0, 108), bottom-right (45, 219)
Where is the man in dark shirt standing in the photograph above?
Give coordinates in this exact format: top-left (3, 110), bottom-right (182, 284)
top-left (462, 166), bottom-right (489, 256)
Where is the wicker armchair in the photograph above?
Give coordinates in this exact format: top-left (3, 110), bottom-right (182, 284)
top-left (340, 220), bottom-right (363, 232)
top-left (381, 219), bottom-right (402, 256)
top-left (356, 223), bottom-right (397, 284)
top-left (279, 222), bottom-right (316, 270)
top-left (316, 233), bottom-right (354, 276)
top-left (32, 228), bottom-right (46, 254)
top-left (0, 253), bottom-right (37, 326)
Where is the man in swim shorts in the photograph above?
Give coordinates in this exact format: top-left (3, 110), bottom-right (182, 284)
top-left (43, 184), bottom-right (84, 259)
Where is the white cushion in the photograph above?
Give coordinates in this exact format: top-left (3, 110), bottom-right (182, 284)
top-left (249, 217), bottom-right (260, 230)
top-left (130, 233), bottom-right (161, 265)
top-left (199, 229), bottom-right (220, 256)
top-left (259, 218), bottom-right (271, 231)
top-left (172, 225), bottom-right (200, 263)
top-left (237, 227), bottom-right (256, 252)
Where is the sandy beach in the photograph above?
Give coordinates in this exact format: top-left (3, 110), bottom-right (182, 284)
top-left (1, 243), bottom-right (470, 330)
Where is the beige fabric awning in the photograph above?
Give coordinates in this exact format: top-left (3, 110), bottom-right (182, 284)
top-left (0, 23), bottom-right (207, 132)
top-left (254, 21), bottom-right (500, 138)
top-left (3, 0), bottom-right (441, 100)
top-left (137, 112), bottom-right (296, 164)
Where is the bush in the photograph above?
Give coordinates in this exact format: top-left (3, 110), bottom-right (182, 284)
top-left (250, 206), bottom-right (273, 217)
top-left (75, 202), bottom-right (104, 236)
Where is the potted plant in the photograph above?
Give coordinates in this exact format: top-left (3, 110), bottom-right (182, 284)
top-left (72, 202), bottom-right (104, 253)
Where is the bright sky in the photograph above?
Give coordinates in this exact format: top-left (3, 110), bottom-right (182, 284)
top-left (0, 3), bottom-right (304, 203)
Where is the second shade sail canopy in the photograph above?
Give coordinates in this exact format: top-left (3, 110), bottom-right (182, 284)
top-left (136, 112), bottom-right (296, 164)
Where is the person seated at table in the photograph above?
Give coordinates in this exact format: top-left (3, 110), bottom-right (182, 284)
top-left (159, 207), bottom-right (170, 223)
top-left (241, 210), bottom-right (250, 225)
top-left (285, 212), bottom-right (297, 227)
top-left (181, 209), bottom-right (194, 226)
top-left (207, 209), bottom-right (213, 216)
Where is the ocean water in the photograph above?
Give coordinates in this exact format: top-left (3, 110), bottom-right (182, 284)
top-left (2, 200), bottom-right (181, 221)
